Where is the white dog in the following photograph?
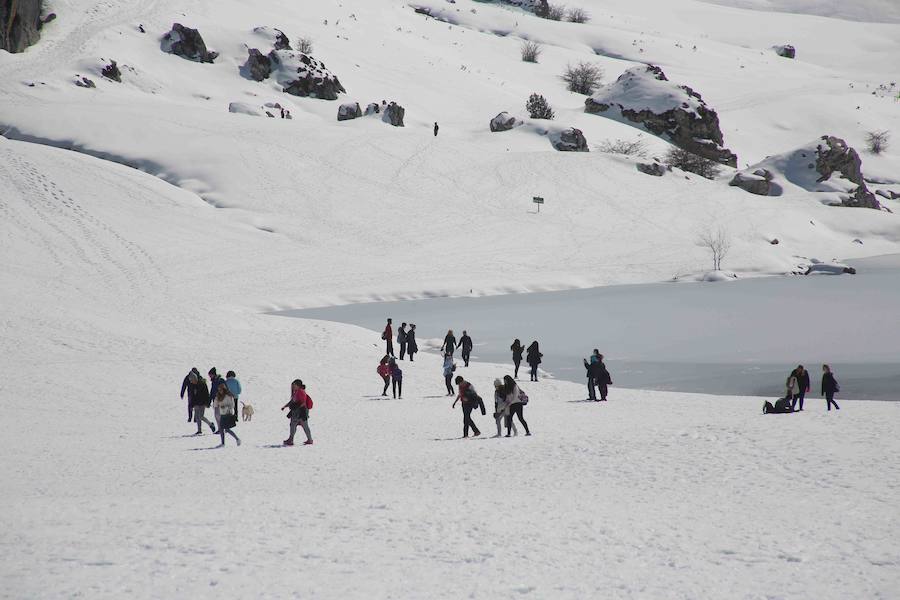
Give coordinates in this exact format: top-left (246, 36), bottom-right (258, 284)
top-left (241, 401), bottom-right (255, 422)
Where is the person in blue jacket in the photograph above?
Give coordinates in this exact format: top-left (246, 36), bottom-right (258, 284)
top-left (226, 370), bottom-right (242, 421)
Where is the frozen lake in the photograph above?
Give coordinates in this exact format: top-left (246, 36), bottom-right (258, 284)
top-left (276, 255), bottom-right (900, 400)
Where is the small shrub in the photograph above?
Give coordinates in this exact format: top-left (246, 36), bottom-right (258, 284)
top-left (697, 227), bottom-right (731, 271)
top-left (664, 147), bottom-right (722, 179)
top-left (567, 7), bottom-right (590, 23)
top-left (865, 130), bottom-right (890, 154)
top-left (547, 4), bottom-right (566, 20)
top-left (520, 40), bottom-right (542, 63)
top-left (526, 93), bottom-right (555, 119)
top-left (297, 36), bottom-right (314, 54)
top-left (597, 138), bottom-right (648, 157)
top-left (562, 61), bottom-right (604, 95)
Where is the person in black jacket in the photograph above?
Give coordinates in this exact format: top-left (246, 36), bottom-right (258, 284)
top-left (452, 376), bottom-right (484, 437)
top-left (821, 364), bottom-right (840, 411)
top-left (441, 330), bottom-right (457, 356)
top-left (591, 354), bottom-right (612, 401)
top-left (180, 367), bottom-right (200, 421)
top-left (397, 323), bottom-right (408, 360)
top-left (189, 373), bottom-right (216, 434)
top-left (526, 341), bottom-right (542, 382)
top-left (792, 365), bottom-right (810, 411)
top-left (510, 339), bottom-right (524, 379)
top-left (407, 324), bottom-right (418, 361)
top-left (583, 356), bottom-right (596, 401)
top-left (459, 330), bottom-right (473, 367)
top-left (208, 367), bottom-right (226, 428)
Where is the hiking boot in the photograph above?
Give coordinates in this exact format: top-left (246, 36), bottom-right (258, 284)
top-left (303, 440), bottom-right (314, 445)
top-left (283, 439), bottom-right (294, 446)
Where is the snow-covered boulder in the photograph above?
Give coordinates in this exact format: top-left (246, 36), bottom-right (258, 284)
top-left (252, 26), bottom-right (291, 51)
top-left (382, 101), bottom-right (405, 127)
top-left (73, 75), bottom-right (96, 89)
top-left (637, 162), bottom-right (668, 177)
top-left (161, 23), bottom-right (218, 63)
top-left (489, 112), bottom-right (520, 132)
top-left (729, 169), bottom-right (776, 196)
top-left (228, 102), bottom-right (267, 117)
top-left (805, 260), bottom-right (856, 275)
top-left (0, 0), bottom-right (42, 53)
top-left (269, 50), bottom-right (345, 100)
top-left (584, 65), bottom-right (737, 166)
top-left (243, 49), bottom-right (272, 82)
top-left (101, 60), bottom-right (121, 83)
top-left (774, 44), bottom-right (796, 59)
top-left (550, 128), bottom-right (588, 152)
top-left (364, 102), bottom-right (380, 116)
top-left (337, 102), bottom-right (362, 121)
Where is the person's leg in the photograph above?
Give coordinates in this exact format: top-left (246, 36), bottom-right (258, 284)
top-left (219, 427), bottom-right (225, 446)
top-left (398, 379), bottom-right (402, 398)
top-left (392, 378), bottom-right (397, 399)
top-left (462, 405), bottom-right (471, 437)
top-left (463, 351), bottom-right (470, 367)
top-left (287, 414), bottom-right (298, 443)
top-left (382, 376), bottom-right (390, 396)
top-left (227, 428), bottom-right (240, 445)
top-left (445, 374), bottom-right (453, 395)
top-left (386, 339), bottom-right (394, 357)
top-left (214, 405), bottom-right (221, 428)
top-left (599, 383), bottom-right (608, 401)
top-left (495, 414), bottom-right (503, 436)
top-left (531, 364), bottom-right (538, 381)
top-left (514, 404), bottom-right (530, 435)
top-left (797, 391), bottom-right (805, 411)
top-left (505, 412), bottom-right (512, 436)
top-left (587, 378), bottom-right (596, 400)
top-left (193, 406), bottom-right (202, 433)
top-left (300, 419), bottom-right (312, 443)
top-left (399, 342), bottom-right (406, 360)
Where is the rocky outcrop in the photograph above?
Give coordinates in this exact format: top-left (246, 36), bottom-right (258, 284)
top-left (774, 44), bottom-right (796, 59)
top-left (273, 28), bottom-right (291, 50)
top-left (490, 112), bottom-right (520, 132)
top-left (815, 136), bottom-right (879, 209)
top-left (585, 65), bottom-right (737, 166)
top-left (74, 76), bottom-right (95, 88)
top-left (101, 60), bottom-right (121, 82)
top-left (161, 23), bottom-right (218, 63)
top-left (241, 49), bottom-right (345, 100)
top-left (729, 169), bottom-right (774, 196)
top-left (243, 49), bottom-right (272, 82)
top-left (364, 102), bottom-right (380, 115)
top-left (382, 102), bottom-right (405, 127)
top-left (637, 162), bottom-right (668, 177)
top-left (551, 128), bottom-right (588, 152)
top-left (533, 0), bottom-right (550, 17)
top-left (1, 0), bottom-right (43, 53)
top-left (337, 102), bottom-right (362, 121)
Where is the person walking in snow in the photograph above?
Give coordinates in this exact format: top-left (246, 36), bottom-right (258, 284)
top-left (441, 329), bottom-right (457, 356)
top-left (377, 355), bottom-right (391, 397)
top-left (208, 367), bottom-right (226, 428)
top-left (214, 381), bottom-right (240, 447)
top-left (181, 367), bottom-right (200, 421)
top-left (459, 330), bottom-right (473, 367)
top-left (510, 339), bottom-right (524, 379)
top-left (503, 375), bottom-right (531, 436)
top-left (791, 365), bottom-right (810, 411)
top-left (397, 322), bottom-right (408, 360)
top-left (591, 353), bottom-right (612, 402)
top-left (390, 358), bottom-right (403, 399)
top-left (189, 371), bottom-right (216, 435)
top-left (492, 378), bottom-right (517, 437)
top-left (407, 324), bottom-right (418, 361)
top-left (226, 370), bottom-right (241, 422)
top-left (382, 318), bottom-right (394, 357)
top-left (433, 122), bottom-right (439, 137)
top-left (821, 364), bottom-right (840, 411)
top-left (526, 341), bottom-right (542, 382)
top-left (281, 379), bottom-right (313, 446)
top-left (452, 376), bottom-right (484, 437)
top-left (785, 370), bottom-right (800, 407)
top-left (442, 351), bottom-right (456, 396)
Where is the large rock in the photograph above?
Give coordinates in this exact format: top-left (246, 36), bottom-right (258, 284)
top-left (729, 169), bottom-right (774, 196)
top-left (637, 162), bottom-right (667, 177)
top-left (364, 102), bottom-right (380, 116)
top-left (774, 44), bottom-right (796, 59)
top-left (270, 50), bottom-right (345, 100)
top-left (251, 26), bottom-right (291, 51)
top-left (161, 23), bottom-right (218, 63)
top-left (337, 102), bottom-right (362, 121)
top-left (382, 102), bottom-right (405, 127)
top-left (0, 0), bottom-right (42, 53)
top-left (243, 49), bottom-right (272, 82)
top-left (489, 112), bottom-right (519, 132)
top-left (550, 128), bottom-right (588, 152)
top-left (815, 136), bottom-right (879, 209)
top-left (585, 65), bottom-right (737, 166)
top-left (101, 60), bottom-right (122, 82)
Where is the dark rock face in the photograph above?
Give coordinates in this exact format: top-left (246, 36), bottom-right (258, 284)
top-left (775, 44), bottom-right (796, 59)
top-left (382, 102), bottom-right (405, 127)
top-left (243, 49), bottom-right (272, 82)
top-left (74, 76), bottom-right (95, 88)
top-left (337, 102), bottom-right (362, 121)
top-left (490, 112), bottom-right (518, 132)
top-left (273, 28), bottom-right (291, 50)
top-left (585, 65), bottom-right (737, 167)
top-left (1, 0), bottom-right (43, 53)
top-left (815, 136), bottom-right (880, 209)
top-left (364, 102), bottom-right (380, 115)
top-left (729, 168), bottom-right (774, 195)
top-left (274, 51), bottom-right (345, 100)
top-left (637, 162), bottom-right (667, 177)
top-left (552, 128), bottom-right (588, 152)
top-left (101, 60), bottom-right (121, 82)
top-left (161, 23), bottom-right (218, 63)
top-left (533, 0), bottom-right (550, 18)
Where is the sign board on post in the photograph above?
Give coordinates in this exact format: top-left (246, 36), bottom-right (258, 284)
top-left (533, 196), bottom-right (544, 212)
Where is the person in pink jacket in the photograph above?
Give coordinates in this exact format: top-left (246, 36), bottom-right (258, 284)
top-left (377, 355), bottom-right (391, 397)
top-left (281, 379), bottom-right (313, 446)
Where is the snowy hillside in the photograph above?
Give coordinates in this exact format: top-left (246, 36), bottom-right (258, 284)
top-left (2, 0), bottom-right (900, 597)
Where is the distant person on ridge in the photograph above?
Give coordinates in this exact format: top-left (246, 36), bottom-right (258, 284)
top-left (382, 318), bottom-right (394, 357)
top-left (442, 351), bottom-right (456, 396)
top-left (791, 365), bottom-right (810, 411)
top-left (591, 353), bottom-right (612, 402)
top-left (441, 329), bottom-right (457, 356)
top-left (397, 322), bottom-right (408, 360)
top-left (407, 324), bottom-right (418, 361)
top-left (821, 364), bottom-right (840, 411)
top-left (510, 339), bottom-right (524, 379)
top-left (180, 367), bottom-right (200, 421)
top-left (390, 358), bottom-right (403, 399)
top-left (452, 376), bottom-right (484, 437)
top-left (526, 341), bottom-right (542, 382)
top-left (459, 330), bottom-right (473, 367)
top-left (377, 355), bottom-right (391, 397)
top-left (433, 122), bottom-right (439, 136)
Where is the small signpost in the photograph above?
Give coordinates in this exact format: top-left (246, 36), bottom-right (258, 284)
top-left (533, 196), bottom-right (544, 213)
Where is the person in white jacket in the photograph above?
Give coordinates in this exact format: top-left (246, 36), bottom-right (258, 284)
top-left (503, 375), bottom-right (531, 437)
top-left (492, 378), bottom-right (517, 438)
top-left (785, 371), bottom-right (799, 405)
top-left (214, 382), bottom-right (241, 447)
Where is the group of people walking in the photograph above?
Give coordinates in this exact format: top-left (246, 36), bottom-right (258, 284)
top-left (383, 319), bottom-right (418, 361)
top-left (180, 367), bottom-right (242, 446)
top-left (451, 375), bottom-right (531, 438)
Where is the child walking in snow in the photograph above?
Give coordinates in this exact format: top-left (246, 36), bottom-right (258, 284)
top-left (214, 382), bottom-right (240, 447)
top-left (282, 379), bottom-right (313, 446)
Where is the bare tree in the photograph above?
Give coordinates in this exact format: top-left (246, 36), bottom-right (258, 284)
top-left (664, 147), bottom-right (722, 179)
top-left (520, 40), bottom-right (542, 63)
top-left (567, 7), bottom-right (590, 23)
top-left (697, 227), bottom-right (731, 271)
top-left (547, 4), bottom-right (566, 20)
top-left (526, 93), bottom-right (555, 119)
top-left (297, 36), bottom-right (314, 54)
top-left (596, 137), bottom-right (648, 157)
top-left (562, 62), bottom-right (604, 95)
top-left (865, 130), bottom-right (890, 154)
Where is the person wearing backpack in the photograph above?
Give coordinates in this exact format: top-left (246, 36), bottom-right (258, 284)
top-left (406, 324), bottom-right (418, 362)
top-left (390, 358), bottom-right (403, 399)
top-left (281, 379), bottom-right (313, 446)
top-left (397, 323), bottom-right (408, 360)
top-left (442, 352), bottom-right (456, 396)
top-left (189, 372), bottom-right (216, 435)
top-left (792, 365), bottom-right (810, 411)
top-left (821, 364), bottom-right (840, 411)
top-left (503, 375), bottom-right (531, 436)
top-left (214, 381), bottom-right (241, 447)
top-left (382, 318), bottom-right (394, 357)
top-left (492, 378), bottom-right (517, 437)
top-left (459, 331), bottom-right (473, 367)
top-left (377, 356), bottom-right (391, 397)
top-left (510, 339), bottom-right (524, 379)
top-left (452, 376), bottom-right (484, 437)
top-left (526, 341), bottom-right (542, 382)
top-left (591, 354), bottom-right (612, 402)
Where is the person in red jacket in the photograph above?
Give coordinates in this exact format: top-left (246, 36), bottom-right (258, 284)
top-left (382, 318), bottom-right (394, 357)
top-left (281, 379), bottom-right (313, 446)
top-left (377, 355), bottom-right (391, 396)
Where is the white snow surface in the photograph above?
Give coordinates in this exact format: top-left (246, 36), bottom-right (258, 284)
top-left (2, 0), bottom-right (900, 597)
